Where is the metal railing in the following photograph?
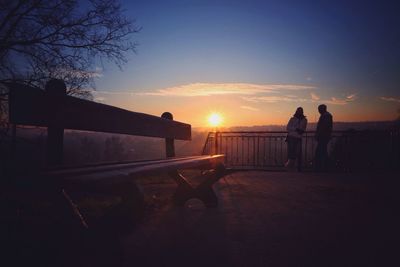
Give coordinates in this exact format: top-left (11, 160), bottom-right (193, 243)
top-left (202, 130), bottom-right (400, 171)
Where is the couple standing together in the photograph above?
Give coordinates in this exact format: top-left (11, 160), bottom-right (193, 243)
top-left (285, 104), bottom-right (333, 172)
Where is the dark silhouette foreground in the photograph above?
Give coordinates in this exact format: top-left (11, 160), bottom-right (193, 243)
top-left (122, 171), bottom-right (399, 267)
top-left (2, 171), bottom-right (399, 266)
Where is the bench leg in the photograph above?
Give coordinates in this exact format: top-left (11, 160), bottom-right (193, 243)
top-left (194, 183), bottom-right (218, 207)
top-left (172, 175), bottom-right (197, 206)
top-left (170, 164), bottom-right (225, 207)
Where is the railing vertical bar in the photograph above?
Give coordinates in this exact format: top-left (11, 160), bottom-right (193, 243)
top-left (241, 136), bottom-right (244, 166)
top-left (248, 136), bottom-right (250, 166)
top-left (228, 136), bottom-right (231, 166)
top-left (311, 136), bottom-right (315, 170)
top-left (252, 136), bottom-right (255, 167)
top-left (268, 136), bottom-right (271, 166)
top-left (232, 136), bottom-right (234, 165)
top-left (305, 132), bottom-right (308, 169)
top-left (236, 136), bottom-right (239, 165)
top-left (280, 136), bottom-right (282, 166)
top-left (263, 136), bottom-right (266, 166)
top-left (256, 136), bottom-right (260, 167)
top-left (274, 137), bottom-right (277, 165)
top-left (224, 135), bottom-right (228, 165)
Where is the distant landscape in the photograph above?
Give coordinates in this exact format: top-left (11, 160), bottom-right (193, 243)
top-left (1, 120), bottom-right (398, 170)
top-left (209, 120), bottom-right (399, 132)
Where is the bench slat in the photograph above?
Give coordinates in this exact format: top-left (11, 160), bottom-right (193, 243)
top-left (44, 155), bottom-right (225, 183)
top-left (8, 83), bottom-right (191, 140)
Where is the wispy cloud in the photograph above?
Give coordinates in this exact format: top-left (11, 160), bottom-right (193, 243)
top-left (346, 94), bottom-right (357, 100)
top-left (310, 92), bottom-right (320, 101)
top-left (138, 82), bottom-right (315, 97)
top-left (92, 90), bottom-right (135, 96)
top-left (380, 96), bottom-right (400, 103)
top-left (242, 92), bottom-right (357, 105)
top-left (243, 95), bottom-right (309, 103)
top-left (326, 94), bottom-right (358, 105)
top-left (89, 67), bottom-right (103, 78)
top-left (55, 67), bottom-right (103, 79)
top-left (92, 83), bottom-right (358, 107)
top-left (240, 105), bottom-right (259, 111)
top-left (94, 96), bottom-right (106, 102)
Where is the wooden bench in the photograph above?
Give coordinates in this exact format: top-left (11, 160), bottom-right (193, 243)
top-left (7, 79), bottom-right (225, 228)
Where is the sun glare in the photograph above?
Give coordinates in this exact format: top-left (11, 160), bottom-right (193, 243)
top-left (208, 113), bottom-right (223, 127)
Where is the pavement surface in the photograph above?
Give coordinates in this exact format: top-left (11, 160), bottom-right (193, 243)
top-left (121, 171), bottom-right (400, 267)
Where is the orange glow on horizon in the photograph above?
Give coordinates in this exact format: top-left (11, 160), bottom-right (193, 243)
top-left (109, 92), bottom-right (397, 128)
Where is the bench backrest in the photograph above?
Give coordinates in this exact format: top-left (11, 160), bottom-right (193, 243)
top-left (8, 80), bottom-right (191, 165)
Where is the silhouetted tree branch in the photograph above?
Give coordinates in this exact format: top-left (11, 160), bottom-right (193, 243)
top-left (0, 0), bottom-right (139, 98)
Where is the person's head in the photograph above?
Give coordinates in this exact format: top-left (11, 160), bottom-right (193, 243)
top-left (294, 107), bottom-right (304, 118)
top-left (318, 104), bottom-right (327, 114)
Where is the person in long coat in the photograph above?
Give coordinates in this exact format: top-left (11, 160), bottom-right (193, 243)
top-left (315, 104), bottom-right (333, 171)
top-left (285, 107), bottom-right (307, 171)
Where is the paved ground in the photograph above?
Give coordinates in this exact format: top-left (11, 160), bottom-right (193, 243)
top-left (122, 171), bottom-right (399, 267)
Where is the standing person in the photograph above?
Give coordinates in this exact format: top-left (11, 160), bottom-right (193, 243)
top-left (285, 107), bottom-right (307, 171)
top-left (315, 104), bottom-right (333, 172)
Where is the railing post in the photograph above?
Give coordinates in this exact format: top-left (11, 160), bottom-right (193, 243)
top-left (161, 112), bottom-right (175, 158)
top-left (45, 79), bottom-right (66, 166)
top-left (214, 130), bottom-right (219, 155)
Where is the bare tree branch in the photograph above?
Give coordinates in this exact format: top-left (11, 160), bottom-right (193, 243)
top-left (0, 0), bottom-right (139, 95)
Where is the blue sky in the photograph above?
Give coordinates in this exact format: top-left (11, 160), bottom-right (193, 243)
top-left (94, 0), bottom-right (400, 126)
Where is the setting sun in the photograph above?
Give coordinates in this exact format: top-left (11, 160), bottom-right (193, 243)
top-left (208, 113), bottom-right (223, 127)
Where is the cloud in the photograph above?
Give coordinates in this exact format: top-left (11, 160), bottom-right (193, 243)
top-left (310, 92), bottom-right (320, 101)
top-left (94, 97), bottom-right (106, 102)
top-left (90, 67), bottom-right (103, 78)
top-left (380, 96), bottom-right (400, 103)
top-left (346, 94), bottom-right (357, 100)
top-left (92, 90), bottom-right (135, 96)
top-left (243, 95), bottom-right (309, 103)
top-left (326, 94), bottom-right (358, 105)
top-left (242, 92), bottom-right (357, 105)
top-left (240, 105), bottom-right (259, 111)
top-left (91, 82), bottom-right (358, 107)
top-left (138, 82), bottom-right (315, 97)
top-left (54, 67), bottom-right (103, 79)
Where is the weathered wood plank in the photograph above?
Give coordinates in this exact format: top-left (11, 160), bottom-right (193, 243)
top-left (8, 83), bottom-right (191, 140)
top-left (43, 155), bottom-right (225, 183)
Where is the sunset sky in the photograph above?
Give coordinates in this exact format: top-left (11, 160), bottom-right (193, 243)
top-left (92, 0), bottom-right (400, 127)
